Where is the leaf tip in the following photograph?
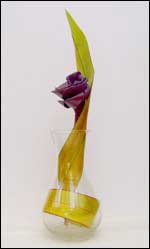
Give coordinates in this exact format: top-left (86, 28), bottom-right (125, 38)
top-left (65, 9), bottom-right (70, 18)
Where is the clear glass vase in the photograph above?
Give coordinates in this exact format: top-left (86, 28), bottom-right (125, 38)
top-left (43, 130), bottom-right (102, 240)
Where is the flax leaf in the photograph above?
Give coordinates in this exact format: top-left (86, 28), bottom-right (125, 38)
top-left (65, 10), bottom-right (94, 86)
top-left (58, 11), bottom-right (94, 186)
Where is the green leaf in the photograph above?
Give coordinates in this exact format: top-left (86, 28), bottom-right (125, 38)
top-left (66, 10), bottom-right (94, 86)
top-left (58, 11), bottom-right (94, 187)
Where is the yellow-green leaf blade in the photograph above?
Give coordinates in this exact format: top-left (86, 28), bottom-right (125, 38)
top-left (66, 10), bottom-right (94, 86)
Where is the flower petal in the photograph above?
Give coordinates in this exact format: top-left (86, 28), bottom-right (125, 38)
top-left (64, 86), bottom-right (90, 109)
top-left (66, 71), bottom-right (82, 85)
top-left (58, 100), bottom-right (70, 108)
top-left (52, 79), bottom-right (88, 99)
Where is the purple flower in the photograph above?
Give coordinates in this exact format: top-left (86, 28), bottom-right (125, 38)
top-left (52, 72), bottom-right (90, 122)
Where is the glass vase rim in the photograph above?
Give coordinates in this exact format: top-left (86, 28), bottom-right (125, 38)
top-left (50, 129), bottom-right (92, 134)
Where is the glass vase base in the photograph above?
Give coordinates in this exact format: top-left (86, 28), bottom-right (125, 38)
top-left (43, 213), bottom-right (100, 241)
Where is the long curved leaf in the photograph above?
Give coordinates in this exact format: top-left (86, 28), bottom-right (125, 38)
top-left (66, 10), bottom-right (94, 86)
top-left (58, 11), bottom-right (94, 187)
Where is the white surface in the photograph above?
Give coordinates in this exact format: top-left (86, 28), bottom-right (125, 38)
top-left (2, 218), bottom-right (149, 248)
top-left (1, 1), bottom-right (149, 248)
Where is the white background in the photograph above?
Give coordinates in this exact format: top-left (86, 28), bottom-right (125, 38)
top-left (1, 1), bottom-right (149, 248)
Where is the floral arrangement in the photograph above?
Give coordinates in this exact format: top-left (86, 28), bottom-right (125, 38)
top-left (43, 10), bottom-right (99, 228)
